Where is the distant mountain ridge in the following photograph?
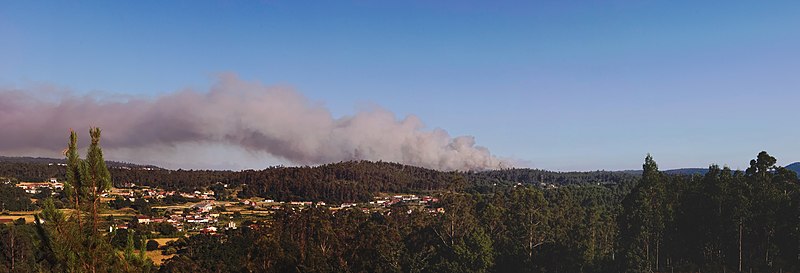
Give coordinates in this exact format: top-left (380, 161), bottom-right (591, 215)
top-left (663, 168), bottom-right (710, 175)
top-left (787, 162), bottom-right (800, 174)
top-left (0, 156), bottom-right (162, 170)
top-left (618, 169), bottom-right (709, 176)
top-left (614, 162), bottom-right (800, 177)
top-left (657, 162), bottom-right (800, 177)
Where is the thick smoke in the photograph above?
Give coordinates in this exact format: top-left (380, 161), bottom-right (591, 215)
top-left (0, 74), bottom-right (508, 170)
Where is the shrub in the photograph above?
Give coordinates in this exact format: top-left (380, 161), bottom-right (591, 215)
top-left (146, 239), bottom-right (159, 251)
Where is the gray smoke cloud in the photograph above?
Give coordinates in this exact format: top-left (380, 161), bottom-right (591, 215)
top-left (0, 74), bottom-right (509, 170)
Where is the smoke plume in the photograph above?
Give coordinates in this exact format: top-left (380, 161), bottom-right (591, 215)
top-left (0, 74), bottom-right (508, 170)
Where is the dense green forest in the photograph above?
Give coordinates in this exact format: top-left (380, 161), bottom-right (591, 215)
top-left (2, 131), bottom-right (800, 272)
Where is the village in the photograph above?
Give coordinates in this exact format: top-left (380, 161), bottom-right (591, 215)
top-left (4, 178), bottom-right (443, 237)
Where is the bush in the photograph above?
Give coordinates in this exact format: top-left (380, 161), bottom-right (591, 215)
top-left (163, 246), bottom-right (177, 255)
top-left (146, 239), bottom-right (160, 251)
top-left (110, 229), bottom-right (131, 248)
top-left (0, 183), bottom-right (33, 211)
top-left (155, 222), bottom-right (178, 236)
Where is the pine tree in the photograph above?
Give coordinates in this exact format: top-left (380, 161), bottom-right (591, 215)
top-left (618, 154), bottom-right (667, 273)
top-left (35, 128), bottom-right (151, 273)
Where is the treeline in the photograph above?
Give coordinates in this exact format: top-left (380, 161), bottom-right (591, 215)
top-left (470, 168), bottom-right (639, 186)
top-left (617, 152), bottom-right (800, 272)
top-left (0, 162), bottom-right (65, 183)
top-left (1, 159), bottom-right (638, 204)
top-left (466, 168), bottom-right (639, 195)
top-left (0, 183), bottom-right (34, 211)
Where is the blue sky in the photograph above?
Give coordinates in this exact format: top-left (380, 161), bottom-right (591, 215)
top-left (1, 1), bottom-right (799, 170)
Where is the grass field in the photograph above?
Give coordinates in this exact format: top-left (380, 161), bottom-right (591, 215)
top-left (0, 210), bottom-right (47, 223)
top-left (152, 237), bottom-right (178, 246)
top-left (146, 251), bottom-right (175, 266)
top-left (99, 207), bottom-right (136, 217)
top-left (147, 238), bottom-right (179, 265)
top-left (151, 202), bottom-right (195, 210)
top-left (1, 208), bottom-right (135, 223)
top-left (0, 214), bottom-right (36, 223)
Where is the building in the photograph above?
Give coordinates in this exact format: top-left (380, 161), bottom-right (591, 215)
top-left (192, 201), bottom-right (214, 213)
top-left (136, 216), bottom-right (151, 224)
top-left (16, 182), bottom-right (64, 194)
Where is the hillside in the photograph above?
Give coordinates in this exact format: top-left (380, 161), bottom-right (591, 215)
top-left (787, 162), bottom-right (800, 174)
top-left (0, 158), bottom-right (636, 203)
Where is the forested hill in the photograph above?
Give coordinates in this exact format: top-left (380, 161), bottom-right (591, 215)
top-left (0, 157), bottom-right (636, 203)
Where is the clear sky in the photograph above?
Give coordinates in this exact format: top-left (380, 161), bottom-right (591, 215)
top-left (1, 1), bottom-right (799, 171)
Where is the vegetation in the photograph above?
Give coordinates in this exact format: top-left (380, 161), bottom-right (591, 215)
top-left (4, 128), bottom-right (154, 272)
top-left (1, 129), bottom-right (799, 272)
top-left (0, 183), bottom-right (33, 211)
top-left (1, 159), bottom-right (638, 204)
top-left (156, 151), bottom-right (800, 272)
top-left (152, 150), bottom-right (800, 273)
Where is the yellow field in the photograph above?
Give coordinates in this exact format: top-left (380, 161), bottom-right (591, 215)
top-left (223, 205), bottom-right (248, 211)
top-left (0, 214), bottom-right (36, 223)
top-left (98, 208), bottom-right (136, 217)
top-left (146, 238), bottom-right (179, 266)
top-left (221, 210), bottom-right (271, 215)
top-left (151, 202), bottom-right (195, 209)
top-left (2, 210), bottom-right (39, 215)
top-left (0, 210), bottom-right (44, 223)
top-left (146, 251), bottom-right (175, 266)
top-left (152, 237), bottom-right (178, 246)
top-left (1, 208), bottom-right (135, 224)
